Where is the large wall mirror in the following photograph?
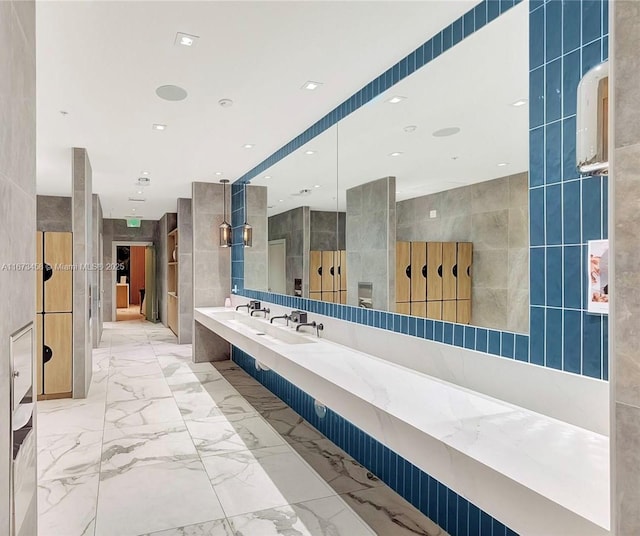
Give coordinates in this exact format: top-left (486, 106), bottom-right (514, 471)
top-left (245, 1), bottom-right (528, 334)
top-left (250, 126), bottom-right (339, 300)
top-left (337, 3), bottom-right (528, 333)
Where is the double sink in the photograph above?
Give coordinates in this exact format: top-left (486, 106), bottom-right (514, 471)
top-left (213, 311), bottom-right (316, 345)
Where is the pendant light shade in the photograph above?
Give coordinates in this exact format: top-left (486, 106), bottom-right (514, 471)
top-left (243, 183), bottom-right (253, 248)
top-left (219, 179), bottom-right (232, 247)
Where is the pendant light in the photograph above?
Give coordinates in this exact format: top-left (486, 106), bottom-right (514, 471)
top-left (219, 179), bottom-right (232, 247)
top-left (242, 182), bottom-right (253, 248)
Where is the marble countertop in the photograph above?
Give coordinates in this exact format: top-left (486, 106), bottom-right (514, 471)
top-left (195, 306), bottom-right (610, 534)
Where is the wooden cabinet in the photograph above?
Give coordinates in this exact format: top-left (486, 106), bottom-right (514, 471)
top-left (36, 231), bottom-right (73, 399)
top-left (396, 240), bottom-right (473, 324)
top-left (167, 228), bottom-right (178, 336)
top-left (309, 250), bottom-right (346, 304)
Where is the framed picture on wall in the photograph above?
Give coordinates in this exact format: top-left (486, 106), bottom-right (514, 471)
top-left (588, 239), bottom-right (609, 314)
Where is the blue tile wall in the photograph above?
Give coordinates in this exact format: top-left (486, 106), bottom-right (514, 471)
top-left (232, 345), bottom-right (520, 536)
top-left (528, 0), bottom-right (608, 379)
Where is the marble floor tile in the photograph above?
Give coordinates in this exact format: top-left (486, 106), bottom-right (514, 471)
top-left (86, 370), bottom-right (109, 401)
top-left (157, 354), bottom-right (217, 378)
top-left (260, 406), bottom-right (325, 444)
top-left (291, 438), bottom-right (383, 495)
top-left (201, 445), bottom-right (334, 517)
top-left (108, 362), bottom-right (165, 382)
top-left (37, 400), bottom-right (105, 436)
top-left (140, 519), bottom-right (233, 536)
top-left (38, 430), bottom-right (103, 481)
top-left (106, 377), bottom-right (173, 403)
top-left (38, 472), bottom-right (99, 536)
top-left (342, 487), bottom-right (446, 536)
top-left (165, 370), bottom-right (226, 389)
top-left (109, 353), bottom-right (159, 369)
top-left (104, 396), bottom-right (183, 428)
top-left (171, 390), bottom-right (225, 421)
top-left (95, 459), bottom-right (225, 536)
top-left (101, 421), bottom-right (198, 472)
top-left (185, 413), bottom-right (283, 455)
top-left (227, 495), bottom-right (375, 536)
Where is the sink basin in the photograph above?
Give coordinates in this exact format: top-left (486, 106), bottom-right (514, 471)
top-left (209, 310), bottom-right (315, 345)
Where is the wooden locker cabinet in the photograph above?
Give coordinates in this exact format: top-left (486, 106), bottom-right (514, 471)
top-left (457, 242), bottom-right (472, 300)
top-left (338, 250), bottom-right (347, 292)
top-left (44, 232), bottom-right (73, 313)
top-left (442, 300), bottom-right (457, 322)
top-left (310, 292), bottom-right (322, 301)
top-left (457, 300), bottom-right (471, 325)
top-left (36, 314), bottom-right (43, 396)
top-left (426, 301), bottom-right (442, 320)
top-left (411, 242), bottom-right (427, 303)
top-left (36, 232), bottom-right (43, 313)
top-left (411, 302), bottom-right (426, 317)
top-left (442, 242), bottom-right (457, 301)
top-left (43, 313), bottom-right (73, 396)
top-left (321, 251), bottom-right (335, 292)
top-left (396, 302), bottom-right (411, 315)
top-left (309, 251), bottom-right (322, 294)
top-left (396, 241), bottom-right (411, 303)
top-left (426, 242), bottom-right (443, 302)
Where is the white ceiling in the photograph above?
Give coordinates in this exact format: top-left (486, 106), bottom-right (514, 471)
top-left (36, 0), bottom-right (479, 220)
top-left (255, 1), bottom-right (529, 216)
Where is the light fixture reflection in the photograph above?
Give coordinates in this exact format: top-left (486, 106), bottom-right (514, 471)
top-left (219, 179), bottom-right (232, 247)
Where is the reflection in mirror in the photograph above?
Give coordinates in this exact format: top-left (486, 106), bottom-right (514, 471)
top-left (337, 3), bottom-right (529, 332)
top-left (250, 125), bottom-right (339, 299)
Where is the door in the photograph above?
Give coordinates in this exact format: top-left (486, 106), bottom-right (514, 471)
top-left (396, 241), bottom-right (411, 303)
top-left (43, 313), bottom-right (72, 395)
top-left (411, 241), bottom-right (427, 302)
top-left (268, 240), bottom-right (287, 294)
top-left (442, 242), bottom-right (457, 301)
top-left (309, 251), bottom-right (322, 294)
top-left (129, 246), bottom-right (146, 305)
top-left (44, 232), bottom-right (73, 312)
top-left (321, 251), bottom-right (335, 292)
top-left (426, 242), bottom-right (443, 302)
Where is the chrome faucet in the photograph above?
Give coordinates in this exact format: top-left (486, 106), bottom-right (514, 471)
top-left (270, 314), bottom-right (290, 325)
top-left (250, 307), bottom-right (270, 318)
top-left (296, 321), bottom-right (324, 337)
top-left (236, 300), bottom-right (261, 312)
top-left (235, 304), bottom-right (251, 312)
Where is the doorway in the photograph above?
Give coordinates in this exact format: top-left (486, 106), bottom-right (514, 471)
top-left (268, 239), bottom-right (286, 294)
top-left (113, 241), bottom-right (153, 322)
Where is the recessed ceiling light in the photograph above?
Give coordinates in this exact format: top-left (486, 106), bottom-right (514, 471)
top-left (264, 175), bottom-right (271, 179)
top-left (137, 190), bottom-right (143, 194)
top-left (279, 199), bottom-right (284, 202)
top-left (497, 162), bottom-right (509, 167)
top-left (142, 171), bottom-right (149, 175)
top-left (314, 184), bottom-right (321, 188)
top-left (386, 96), bottom-right (406, 104)
top-left (305, 150), bottom-right (316, 155)
top-left (511, 99), bottom-right (528, 107)
top-left (215, 172), bottom-right (222, 176)
top-left (152, 123), bottom-right (167, 131)
top-left (242, 144), bottom-right (254, 149)
top-left (302, 81), bottom-right (322, 91)
top-left (403, 125), bottom-right (418, 133)
top-left (175, 32), bottom-right (199, 47)
top-left (132, 208), bottom-right (136, 212)
top-left (389, 152), bottom-right (403, 157)
top-left (433, 127), bottom-right (460, 137)
top-left (156, 85), bottom-right (188, 101)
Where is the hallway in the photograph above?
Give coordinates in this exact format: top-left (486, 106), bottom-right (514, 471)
top-left (36, 321), bottom-right (443, 536)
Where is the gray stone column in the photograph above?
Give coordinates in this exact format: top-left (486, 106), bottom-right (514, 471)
top-left (346, 176), bottom-right (396, 311)
top-left (72, 148), bottom-right (93, 398)
top-left (192, 182), bottom-right (231, 362)
top-left (177, 198), bottom-right (193, 344)
top-left (92, 193), bottom-right (102, 347)
top-left (612, 2), bottom-right (640, 533)
top-left (243, 185), bottom-right (268, 291)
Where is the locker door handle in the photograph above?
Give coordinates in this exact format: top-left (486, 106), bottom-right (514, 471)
top-left (421, 265), bottom-right (427, 279)
top-left (330, 266), bottom-right (335, 276)
top-left (318, 266), bottom-right (322, 276)
top-left (43, 345), bottom-right (53, 364)
top-left (405, 265), bottom-right (411, 279)
top-left (467, 266), bottom-right (471, 277)
top-left (452, 264), bottom-right (458, 277)
top-left (437, 265), bottom-right (443, 278)
top-left (337, 265), bottom-right (341, 275)
top-left (43, 263), bottom-right (53, 282)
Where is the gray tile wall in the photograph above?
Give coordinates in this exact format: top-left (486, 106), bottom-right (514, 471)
top-left (244, 185), bottom-right (268, 291)
top-left (192, 182), bottom-right (231, 362)
top-left (0, 1), bottom-right (36, 532)
top-left (268, 206), bottom-right (309, 296)
top-left (37, 195), bottom-right (72, 231)
top-left (346, 177), bottom-right (396, 311)
top-left (177, 198), bottom-right (193, 344)
top-left (72, 148), bottom-right (93, 398)
top-left (613, 2), bottom-right (640, 532)
top-left (102, 218), bottom-right (158, 322)
top-left (310, 211), bottom-right (346, 251)
top-left (396, 173), bottom-right (529, 333)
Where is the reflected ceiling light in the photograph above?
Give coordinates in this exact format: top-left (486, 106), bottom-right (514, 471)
top-left (175, 32), bottom-right (199, 47)
top-left (152, 123), bottom-right (167, 131)
top-left (511, 99), bottom-right (528, 107)
top-left (403, 125), bottom-right (418, 133)
top-left (219, 179), bottom-right (232, 247)
top-left (215, 172), bottom-right (222, 176)
top-left (302, 81), bottom-right (323, 91)
top-left (242, 144), bottom-right (254, 149)
top-left (314, 184), bottom-right (321, 188)
top-left (279, 199), bottom-right (284, 202)
top-left (432, 127), bottom-right (460, 137)
top-left (132, 208), bottom-right (136, 212)
top-left (389, 152), bottom-right (403, 157)
top-left (141, 171), bottom-right (150, 175)
top-left (304, 150), bottom-right (316, 155)
top-left (386, 96), bottom-right (406, 104)
top-left (137, 190), bottom-right (143, 194)
top-left (242, 183), bottom-right (253, 248)
top-left (497, 162), bottom-right (509, 167)
top-left (264, 175), bottom-right (271, 179)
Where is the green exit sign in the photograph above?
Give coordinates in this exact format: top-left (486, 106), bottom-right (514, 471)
top-left (127, 218), bottom-right (141, 228)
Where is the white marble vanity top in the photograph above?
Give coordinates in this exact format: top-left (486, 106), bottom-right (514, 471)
top-left (195, 306), bottom-right (610, 535)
